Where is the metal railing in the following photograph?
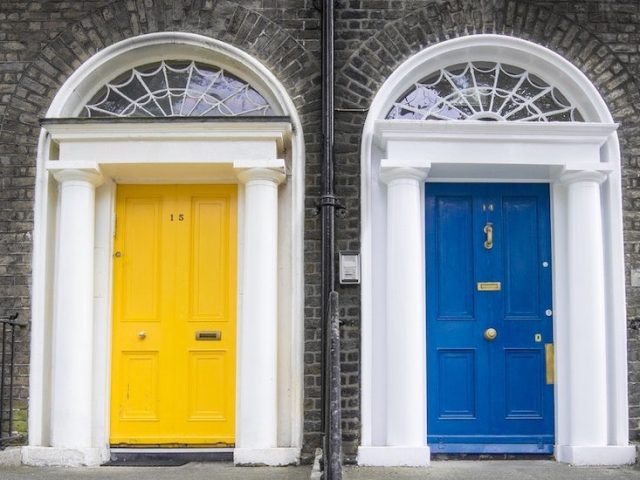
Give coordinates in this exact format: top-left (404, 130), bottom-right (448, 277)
top-left (0, 313), bottom-right (26, 448)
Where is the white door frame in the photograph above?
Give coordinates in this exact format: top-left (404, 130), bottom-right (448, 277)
top-left (358, 35), bottom-right (635, 467)
top-left (26, 33), bottom-right (305, 467)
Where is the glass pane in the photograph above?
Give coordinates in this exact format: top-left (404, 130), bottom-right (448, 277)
top-left (82, 60), bottom-right (276, 117)
top-left (386, 62), bottom-right (583, 122)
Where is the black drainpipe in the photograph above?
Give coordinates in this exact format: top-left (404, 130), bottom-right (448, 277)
top-left (320, 0), bottom-right (342, 479)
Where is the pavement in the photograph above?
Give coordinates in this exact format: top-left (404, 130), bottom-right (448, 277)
top-left (1, 461), bottom-right (640, 480)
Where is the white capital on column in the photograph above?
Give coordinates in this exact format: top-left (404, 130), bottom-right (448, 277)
top-left (50, 168), bottom-right (103, 449)
top-left (559, 169), bottom-right (608, 447)
top-left (381, 166), bottom-right (429, 447)
top-left (236, 167), bottom-right (285, 450)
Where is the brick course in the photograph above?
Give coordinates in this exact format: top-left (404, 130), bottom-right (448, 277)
top-left (1, 0), bottom-right (640, 464)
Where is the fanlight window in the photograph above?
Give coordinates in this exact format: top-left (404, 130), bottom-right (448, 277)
top-left (387, 62), bottom-right (584, 122)
top-left (82, 60), bottom-right (275, 117)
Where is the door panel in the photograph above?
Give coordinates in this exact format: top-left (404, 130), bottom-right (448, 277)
top-left (503, 197), bottom-right (540, 318)
top-left (189, 197), bottom-right (226, 320)
top-left (503, 349), bottom-right (543, 418)
top-left (120, 197), bottom-right (163, 322)
top-left (187, 350), bottom-right (227, 420)
top-left (119, 352), bottom-right (159, 420)
top-left (437, 349), bottom-right (476, 418)
top-left (111, 184), bottom-right (236, 445)
top-left (436, 196), bottom-right (475, 319)
top-left (427, 183), bottom-right (553, 454)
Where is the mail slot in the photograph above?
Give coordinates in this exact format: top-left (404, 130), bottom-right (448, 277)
top-left (477, 281), bottom-right (501, 291)
top-left (195, 330), bottom-right (221, 341)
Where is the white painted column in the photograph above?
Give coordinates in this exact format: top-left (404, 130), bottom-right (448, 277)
top-left (563, 170), bottom-right (608, 445)
top-left (49, 168), bottom-right (103, 458)
top-left (234, 167), bottom-right (291, 466)
top-left (556, 170), bottom-right (634, 465)
top-left (366, 165), bottom-right (429, 466)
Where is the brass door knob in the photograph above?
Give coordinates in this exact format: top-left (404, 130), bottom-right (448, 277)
top-left (484, 328), bottom-right (497, 341)
top-left (138, 331), bottom-right (147, 340)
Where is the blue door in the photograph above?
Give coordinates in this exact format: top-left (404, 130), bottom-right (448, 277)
top-left (426, 183), bottom-right (554, 454)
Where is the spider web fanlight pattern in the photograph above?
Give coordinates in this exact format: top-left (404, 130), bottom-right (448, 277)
top-left (82, 60), bottom-right (275, 117)
top-left (386, 62), bottom-right (584, 122)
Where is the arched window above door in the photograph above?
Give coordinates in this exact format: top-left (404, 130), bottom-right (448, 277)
top-left (386, 62), bottom-right (584, 122)
top-left (82, 60), bottom-right (275, 118)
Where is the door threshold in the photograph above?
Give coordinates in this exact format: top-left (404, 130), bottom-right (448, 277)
top-left (105, 447), bottom-right (234, 466)
top-left (429, 443), bottom-right (554, 455)
top-left (110, 447), bottom-right (234, 453)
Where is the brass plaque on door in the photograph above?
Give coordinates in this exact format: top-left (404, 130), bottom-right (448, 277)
top-left (195, 330), bottom-right (222, 341)
top-left (545, 344), bottom-right (554, 385)
top-left (477, 282), bottom-right (501, 291)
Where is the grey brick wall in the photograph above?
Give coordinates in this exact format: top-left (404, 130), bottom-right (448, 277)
top-left (1, 0), bottom-right (640, 464)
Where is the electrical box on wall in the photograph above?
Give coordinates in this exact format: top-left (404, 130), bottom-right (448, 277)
top-left (339, 251), bottom-right (360, 284)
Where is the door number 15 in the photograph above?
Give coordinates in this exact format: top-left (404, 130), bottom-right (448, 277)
top-left (170, 214), bottom-right (185, 222)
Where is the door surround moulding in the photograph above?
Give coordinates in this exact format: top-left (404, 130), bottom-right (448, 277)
top-left (359, 34), bottom-right (634, 467)
top-left (28, 33), bottom-right (305, 467)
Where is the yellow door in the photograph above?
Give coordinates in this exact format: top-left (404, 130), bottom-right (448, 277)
top-left (110, 184), bottom-right (237, 446)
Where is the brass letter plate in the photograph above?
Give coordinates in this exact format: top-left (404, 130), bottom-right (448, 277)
top-left (477, 282), bottom-right (501, 291)
top-left (196, 330), bottom-right (221, 341)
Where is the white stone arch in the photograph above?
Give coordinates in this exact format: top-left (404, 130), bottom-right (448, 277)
top-left (47, 33), bottom-right (290, 118)
top-left (358, 34), bottom-right (634, 466)
top-left (28, 32), bottom-right (304, 466)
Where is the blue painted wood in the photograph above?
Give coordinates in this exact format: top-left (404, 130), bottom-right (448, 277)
top-left (430, 443), bottom-right (554, 454)
top-left (437, 349), bottom-right (476, 418)
top-left (426, 183), bottom-right (554, 453)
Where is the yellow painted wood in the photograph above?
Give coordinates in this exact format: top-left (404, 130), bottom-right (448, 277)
top-left (110, 185), bottom-right (237, 446)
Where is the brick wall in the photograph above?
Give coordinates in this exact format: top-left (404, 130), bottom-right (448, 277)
top-left (1, 0), bottom-right (640, 463)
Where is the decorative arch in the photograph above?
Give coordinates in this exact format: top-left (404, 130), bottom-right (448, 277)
top-left (386, 61), bottom-right (584, 122)
top-left (82, 60), bottom-right (276, 118)
top-left (358, 34), bottom-right (634, 467)
top-left (336, 1), bottom-right (640, 129)
top-left (29, 32), bottom-right (305, 467)
top-left (44, 31), bottom-right (293, 119)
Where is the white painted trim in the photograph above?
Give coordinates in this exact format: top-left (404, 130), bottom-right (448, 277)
top-left (375, 120), bottom-right (617, 143)
top-left (357, 446), bottom-right (430, 467)
top-left (376, 120), bottom-right (617, 177)
top-left (43, 122), bottom-right (290, 155)
top-left (236, 166), bottom-right (284, 451)
top-left (233, 448), bottom-right (300, 466)
top-left (49, 168), bottom-right (103, 451)
top-left (370, 36), bottom-right (614, 124)
top-left (556, 446), bottom-right (636, 466)
top-left (360, 34), bottom-right (631, 465)
top-left (21, 446), bottom-right (109, 467)
top-left (42, 123), bottom-right (291, 174)
top-left (380, 167), bottom-right (429, 448)
top-left (47, 33), bottom-right (289, 118)
top-left (29, 32), bottom-right (304, 466)
top-left (28, 131), bottom-right (54, 447)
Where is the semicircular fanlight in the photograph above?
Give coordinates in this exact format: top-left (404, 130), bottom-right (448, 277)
top-left (82, 60), bottom-right (275, 118)
top-left (386, 62), bottom-right (583, 122)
